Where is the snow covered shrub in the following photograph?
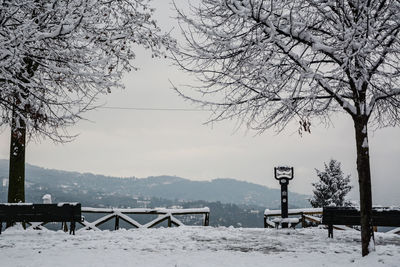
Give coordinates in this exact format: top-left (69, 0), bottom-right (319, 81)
top-left (309, 160), bottom-right (352, 208)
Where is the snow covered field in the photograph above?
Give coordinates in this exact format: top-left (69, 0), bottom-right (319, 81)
top-left (1, 226), bottom-right (399, 267)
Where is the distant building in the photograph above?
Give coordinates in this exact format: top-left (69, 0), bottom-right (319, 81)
top-left (42, 194), bottom-right (52, 204)
top-left (2, 178), bottom-right (8, 187)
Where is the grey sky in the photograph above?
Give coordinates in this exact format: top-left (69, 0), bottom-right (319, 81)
top-left (0, 1), bottom-right (399, 205)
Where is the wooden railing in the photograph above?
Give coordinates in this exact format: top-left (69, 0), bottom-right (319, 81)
top-left (264, 207), bottom-right (400, 234)
top-left (387, 227), bottom-right (400, 234)
top-left (78, 207), bottom-right (210, 231)
top-left (265, 207), bottom-right (357, 230)
top-left (264, 208), bottom-right (323, 228)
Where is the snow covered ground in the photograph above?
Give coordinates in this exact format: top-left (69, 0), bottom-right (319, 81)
top-left (1, 226), bottom-right (399, 267)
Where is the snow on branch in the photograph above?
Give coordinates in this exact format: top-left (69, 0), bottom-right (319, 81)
top-left (173, 0), bottom-right (400, 131)
top-left (0, 0), bottom-right (174, 141)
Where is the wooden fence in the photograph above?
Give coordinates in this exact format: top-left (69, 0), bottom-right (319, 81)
top-left (387, 227), bottom-right (400, 234)
top-left (264, 207), bottom-right (400, 234)
top-left (264, 208), bottom-right (323, 228)
top-left (78, 207), bottom-right (210, 232)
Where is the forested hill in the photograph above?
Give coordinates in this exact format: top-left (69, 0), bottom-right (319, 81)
top-left (0, 159), bottom-right (309, 209)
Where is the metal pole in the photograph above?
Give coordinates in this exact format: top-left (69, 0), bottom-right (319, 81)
top-left (274, 166), bottom-right (294, 229)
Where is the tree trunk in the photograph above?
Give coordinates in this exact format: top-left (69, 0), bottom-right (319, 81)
top-left (353, 117), bottom-right (374, 256)
top-left (7, 110), bottom-right (26, 204)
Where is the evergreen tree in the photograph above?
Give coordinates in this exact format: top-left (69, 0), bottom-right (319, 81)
top-left (310, 160), bottom-right (352, 208)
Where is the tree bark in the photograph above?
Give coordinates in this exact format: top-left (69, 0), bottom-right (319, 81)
top-left (353, 116), bottom-right (374, 256)
top-left (7, 110), bottom-right (26, 204)
top-left (7, 56), bottom-right (34, 205)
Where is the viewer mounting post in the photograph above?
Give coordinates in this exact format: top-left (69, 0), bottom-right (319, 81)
top-left (274, 166), bottom-right (294, 228)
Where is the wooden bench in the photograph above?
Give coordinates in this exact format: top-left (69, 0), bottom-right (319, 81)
top-left (0, 203), bottom-right (82, 235)
top-left (322, 206), bottom-right (400, 238)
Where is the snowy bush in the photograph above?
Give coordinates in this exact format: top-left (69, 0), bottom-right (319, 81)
top-left (309, 159), bottom-right (352, 208)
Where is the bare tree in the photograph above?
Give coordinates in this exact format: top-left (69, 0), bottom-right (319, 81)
top-left (0, 0), bottom-right (172, 204)
top-left (173, 0), bottom-right (400, 256)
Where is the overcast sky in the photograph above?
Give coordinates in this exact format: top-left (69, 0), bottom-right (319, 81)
top-left (0, 1), bottom-right (399, 205)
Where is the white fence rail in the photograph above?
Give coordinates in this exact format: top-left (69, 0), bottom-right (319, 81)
top-left (79, 207), bottom-right (210, 231)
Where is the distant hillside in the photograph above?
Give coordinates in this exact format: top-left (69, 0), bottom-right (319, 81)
top-left (0, 159), bottom-right (310, 209)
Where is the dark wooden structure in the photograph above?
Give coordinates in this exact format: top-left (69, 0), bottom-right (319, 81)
top-left (0, 203), bottom-right (82, 235)
top-left (322, 206), bottom-right (400, 238)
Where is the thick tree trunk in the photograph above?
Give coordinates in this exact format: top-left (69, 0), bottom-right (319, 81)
top-left (7, 110), bottom-right (26, 204)
top-left (353, 117), bottom-right (374, 256)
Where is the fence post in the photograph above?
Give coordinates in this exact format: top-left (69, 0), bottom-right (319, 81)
top-left (115, 216), bottom-right (119, 230)
top-left (301, 212), bottom-right (306, 228)
top-left (62, 222), bottom-right (68, 232)
top-left (204, 213), bottom-right (210, 226)
top-left (168, 215), bottom-right (172, 227)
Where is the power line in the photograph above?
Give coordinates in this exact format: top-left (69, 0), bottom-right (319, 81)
top-left (99, 106), bottom-right (211, 112)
